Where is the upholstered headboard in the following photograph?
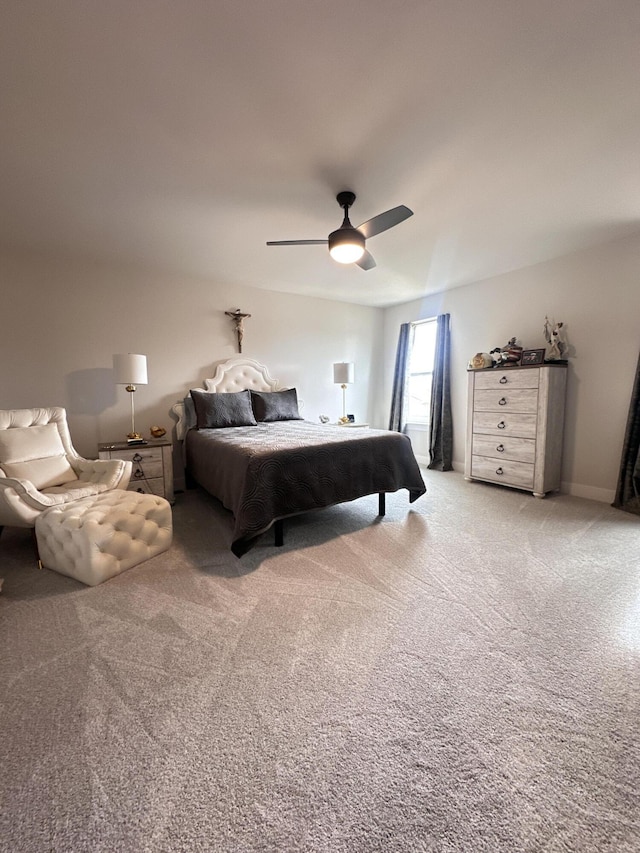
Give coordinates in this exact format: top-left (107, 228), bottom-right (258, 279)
top-left (171, 357), bottom-right (283, 440)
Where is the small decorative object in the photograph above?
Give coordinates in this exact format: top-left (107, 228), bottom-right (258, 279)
top-left (347, 414), bottom-right (355, 423)
top-left (469, 352), bottom-right (494, 369)
top-left (521, 348), bottom-right (546, 366)
top-left (502, 337), bottom-right (523, 365)
top-left (225, 309), bottom-right (252, 353)
top-left (319, 414), bottom-right (330, 423)
top-left (490, 337), bottom-right (522, 366)
top-left (543, 317), bottom-right (567, 361)
top-left (150, 425), bottom-right (166, 438)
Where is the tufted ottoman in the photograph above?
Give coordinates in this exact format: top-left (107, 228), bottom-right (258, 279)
top-left (35, 489), bottom-right (172, 586)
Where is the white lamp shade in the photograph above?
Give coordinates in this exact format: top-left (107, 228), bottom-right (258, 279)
top-left (113, 353), bottom-right (148, 385)
top-left (333, 362), bottom-right (354, 384)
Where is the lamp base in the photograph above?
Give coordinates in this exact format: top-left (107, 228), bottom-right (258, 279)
top-left (127, 433), bottom-right (148, 445)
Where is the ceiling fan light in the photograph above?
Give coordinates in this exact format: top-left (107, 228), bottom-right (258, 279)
top-left (328, 227), bottom-right (365, 264)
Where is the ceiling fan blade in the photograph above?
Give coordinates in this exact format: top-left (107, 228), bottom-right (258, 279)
top-left (355, 249), bottom-right (376, 271)
top-left (266, 239), bottom-right (328, 246)
top-left (357, 205), bottom-right (413, 239)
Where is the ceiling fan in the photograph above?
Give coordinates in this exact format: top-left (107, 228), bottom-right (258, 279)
top-left (266, 191), bottom-right (413, 271)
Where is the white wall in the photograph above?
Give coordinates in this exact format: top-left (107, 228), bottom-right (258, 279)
top-left (383, 231), bottom-right (640, 502)
top-left (3, 230), bottom-right (639, 503)
top-left (0, 250), bottom-right (383, 476)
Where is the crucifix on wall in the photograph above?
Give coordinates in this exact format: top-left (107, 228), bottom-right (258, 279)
top-left (225, 309), bottom-right (252, 353)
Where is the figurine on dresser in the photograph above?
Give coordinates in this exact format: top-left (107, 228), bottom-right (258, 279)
top-left (544, 317), bottom-right (567, 361)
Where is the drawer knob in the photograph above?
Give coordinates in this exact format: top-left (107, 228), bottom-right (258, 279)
top-left (134, 469), bottom-right (144, 479)
top-left (499, 376), bottom-right (508, 384)
top-left (497, 421), bottom-right (506, 429)
top-left (496, 444), bottom-right (505, 452)
top-left (495, 467), bottom-right (504, 475)
top-left (133, 453), bottom-right (143, 462)
top-left (498, 397), bottom-right (507, 406)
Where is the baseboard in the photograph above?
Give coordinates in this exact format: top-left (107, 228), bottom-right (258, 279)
top-left (561, 481), bottom-right (615, 504)
top-left (438, 461), bottom-right (615, 505)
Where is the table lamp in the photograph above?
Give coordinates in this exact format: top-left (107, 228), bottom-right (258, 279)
top-left (333, 362), bottom-right (354, 424)
top-left (113, 353), bottom-right (148, 444)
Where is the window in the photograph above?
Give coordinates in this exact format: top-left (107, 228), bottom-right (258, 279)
top-left (406, 319), bottom-right (437, 424)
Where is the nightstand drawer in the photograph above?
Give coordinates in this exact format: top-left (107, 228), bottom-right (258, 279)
top-left (471, 456), bottom-right (534, 490)
top-left (126, 447), bottom-right (163, 464)
top-left (130, 459), bottom-right (164, 480)
top-left (472, 434), bottom-right (536, 463)
top-left (128, 478), bottom-right (166, 498)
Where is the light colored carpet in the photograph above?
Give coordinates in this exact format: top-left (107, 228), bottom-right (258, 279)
top-left (1, 470), bottom-right (639, 852)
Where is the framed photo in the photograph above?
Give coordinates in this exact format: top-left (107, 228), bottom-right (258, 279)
top-left (520, 348), bottom-right (546, 366)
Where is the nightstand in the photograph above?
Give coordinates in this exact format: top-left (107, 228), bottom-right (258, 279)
top-left (98, 439), bottom-right (174, 503)
top-left (337, 422), bottom-right (369, 428)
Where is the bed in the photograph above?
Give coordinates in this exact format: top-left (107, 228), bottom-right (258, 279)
top-left (172, 357), bottom-right (426, 556)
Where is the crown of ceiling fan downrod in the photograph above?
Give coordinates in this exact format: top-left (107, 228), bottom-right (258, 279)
top-left (336, 190), bottom-right (356, 210)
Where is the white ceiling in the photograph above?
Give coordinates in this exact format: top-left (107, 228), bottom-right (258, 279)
top-left (1, 1), bottom-right (639, 307)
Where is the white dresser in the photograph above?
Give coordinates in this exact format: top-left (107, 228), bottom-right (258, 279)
top-left (465, 364), bottom-right (567, 497)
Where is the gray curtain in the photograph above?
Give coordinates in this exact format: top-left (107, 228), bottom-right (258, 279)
top-left (613, 350), bottom-right (640, 515)
top-left (388, 323), bottom-right (410, 432)
top-left (428, 313), bottom-right (453, 471)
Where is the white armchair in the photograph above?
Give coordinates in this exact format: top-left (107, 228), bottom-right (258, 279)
top-left (0, 407), bottom-right (132, 531)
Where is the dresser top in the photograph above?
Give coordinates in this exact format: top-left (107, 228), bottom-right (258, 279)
top-left (467, 362), bottom-right (568, 372)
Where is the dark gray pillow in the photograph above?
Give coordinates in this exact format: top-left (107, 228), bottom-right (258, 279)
top-left (190, 389), bottom-right (257, 429)
top-left (250, 388), bottom-right (302, 422)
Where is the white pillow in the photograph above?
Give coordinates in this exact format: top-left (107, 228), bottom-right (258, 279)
top-left (0, 424), bottom-right (77, 488)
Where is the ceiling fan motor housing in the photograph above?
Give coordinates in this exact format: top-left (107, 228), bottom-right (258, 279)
top-left (328, 226), bottom-right (365, 253)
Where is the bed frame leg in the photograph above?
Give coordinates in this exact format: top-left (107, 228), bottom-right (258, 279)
top-left (274, 520), bottom-right (284, 547)
top-left (378, 493), bottom-right (386, 517)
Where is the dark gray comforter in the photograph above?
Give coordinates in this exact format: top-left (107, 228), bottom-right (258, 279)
top-left (185, 421), bottom-right (426, 556)
top-left (185, 420), bottom-right (426, 556)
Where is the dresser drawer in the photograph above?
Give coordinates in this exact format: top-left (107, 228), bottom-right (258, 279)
top-left (473, 388), bottom-right (538, 413)
top-left (472, 434), bottom-right (536, 463)
top-left (471, 456), bottom-right (535, 490)
top-left (471, 412), bottom-right (537, 438)
top-left (473, 370), bottom-right (540, 391)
